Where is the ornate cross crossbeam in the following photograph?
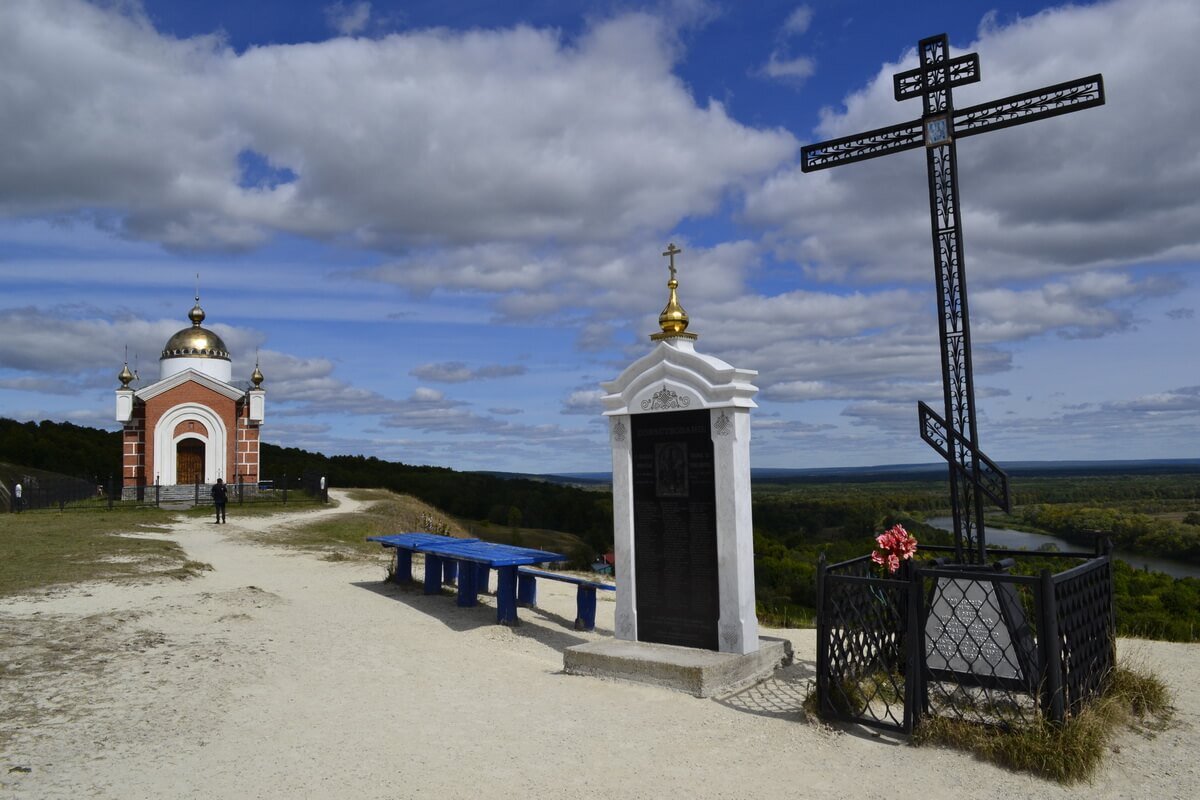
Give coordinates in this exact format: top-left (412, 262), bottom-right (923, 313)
top-left (800, 34), bottom-right (1104, 563)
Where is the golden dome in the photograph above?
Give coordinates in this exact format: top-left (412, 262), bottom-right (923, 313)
top-left (251, 364), bottom-right (264, 388)
top-left (161, 299), bottom-right (230, 361)
top-left (118, 362), bottom-right (134, 387)
top-left (650, 243), bottom-right (698, 341)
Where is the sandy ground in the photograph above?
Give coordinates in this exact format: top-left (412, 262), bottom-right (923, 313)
top-left (1, 490), bottom-right (1197, 800)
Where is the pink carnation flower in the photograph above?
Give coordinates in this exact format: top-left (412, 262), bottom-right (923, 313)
top-left (870, 524), bottom-right (918, 575)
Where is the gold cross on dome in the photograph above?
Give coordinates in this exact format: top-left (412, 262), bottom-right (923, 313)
top-left (662, 243), bottom-right (682, 280)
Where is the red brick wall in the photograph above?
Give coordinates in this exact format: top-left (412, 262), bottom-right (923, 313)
top-left (122, 403), bottom-right (146, 488)
top-left (144, 382), bottom-right (238, 483)
top-left (236, 403), bottom-right (262, 484)
top-left (173, 419), bottom-right (209, 439)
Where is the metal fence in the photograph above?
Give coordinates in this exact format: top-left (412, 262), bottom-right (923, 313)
top-left (6, 475), bottom-right (100, 513)
top-left (816, 543), bottom-right (1114, 734)
top-left (8, 472), bottom-right (333, 512)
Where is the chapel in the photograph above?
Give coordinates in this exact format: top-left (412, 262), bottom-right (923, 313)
top-left (115, 295), bottom-right (265, 498)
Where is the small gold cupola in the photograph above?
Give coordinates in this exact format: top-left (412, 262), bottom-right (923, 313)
top-left (650, 243), bottom-right (698, 341)
top-left (251, 360), bottom-right (264, 388)
top-left (118, 362), bottom-right (134, 387)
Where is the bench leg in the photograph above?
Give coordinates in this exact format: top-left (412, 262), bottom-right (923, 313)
top-left (517, 573), bottom-right (537, 606)
top-left (423, 554), bottom-right (443, 595)
top-left (443, 559), bottom-right (459, 585)
top-left (456, 562), bottom-right (478, 607)
top-left (496, 566), bottom-right (519, 625)
top-left (575, 586), bottom-right (598, 631)
top-left (392, 550), bottom-right (413, 583)
top-left (475, 563), bottom-right (490, 594)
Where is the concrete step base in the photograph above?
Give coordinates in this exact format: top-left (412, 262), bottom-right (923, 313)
top-left (563, 636), bottom-right (793, 698)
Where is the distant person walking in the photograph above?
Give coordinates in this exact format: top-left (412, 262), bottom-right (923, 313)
top-left (13, 482), bottom-right (22, 513)
top-left (212, 478), bottom-right (228, 524)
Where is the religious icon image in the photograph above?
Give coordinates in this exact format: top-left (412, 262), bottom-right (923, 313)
top-left (654, 441), bottom-right (689, 498)
top-left (924, 116), bottom-right (950, 146)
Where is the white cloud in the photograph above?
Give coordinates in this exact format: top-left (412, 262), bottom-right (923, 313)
top-left (761, 53), bottom-right (816, 83)
top-left (746, 0), bottom-right (1200, 287)
top-left (325, 2), bottom-right (372, 36)
top-left (0, 1), bottom-right (795, 251)
top-left (782, 6), bottom-right (813, 37)
top-left (561, 388), bottom-right (604, 415)
top-left (410, 362), bottom-right (527, 383)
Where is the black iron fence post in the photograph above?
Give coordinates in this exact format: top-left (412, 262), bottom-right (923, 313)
top-left (815, 552), bottom-right (829, 717)
top-left (237, 473), bottom-right (244, 504)
top-left (1101, 537), bottom-right (1117, 668)
top-left (194, 476), bottom-right (200, 507)
top-left (904, 565), bottom-right (924, 733)
top-left (1037, 569), bottom-right (1065, 723)
top-left (107, 475), bottom-right (115, 510)
top-left (155, 480), bottom-right (160, 507)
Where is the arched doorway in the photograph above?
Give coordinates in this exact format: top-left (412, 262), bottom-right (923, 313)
top-left (176, 438), bottom-right (205, 484)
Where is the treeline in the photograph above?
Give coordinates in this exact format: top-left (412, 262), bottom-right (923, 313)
top-left (0, 419), bottom-right (614, 554)
top-left (264, 444), bottom-right (614, 553)
top-left (0, 418), bottom-right (120, 482)
top-left (1007, 474), bottom-right (1200, 505)
top-left (1018, 504), bottom-right (1200, 565)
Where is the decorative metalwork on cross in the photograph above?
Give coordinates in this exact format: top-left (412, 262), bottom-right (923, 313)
top-left (801, 34), bottom-right (1104, 563)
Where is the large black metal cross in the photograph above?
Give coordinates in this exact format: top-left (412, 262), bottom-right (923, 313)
top-left (801, 34), bottom-right (1104, 563)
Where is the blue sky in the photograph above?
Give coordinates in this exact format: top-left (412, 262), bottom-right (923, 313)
top-left (0, 0), bottom-right (1196, 474)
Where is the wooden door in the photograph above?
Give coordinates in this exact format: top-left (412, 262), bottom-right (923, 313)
top-left (176, 438), bottom-right (205, 484)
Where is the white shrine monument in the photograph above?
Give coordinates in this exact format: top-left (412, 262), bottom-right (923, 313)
top-left (564, 244), bottom-right (791, 695)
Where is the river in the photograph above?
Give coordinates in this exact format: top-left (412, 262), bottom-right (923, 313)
top-left (925, 517), bottom-right (1200, 580)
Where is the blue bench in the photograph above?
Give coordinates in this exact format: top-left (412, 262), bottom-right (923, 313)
top-left (368, 533), bottom-right (566, 625)
top-left (368, 533), bottom-right (478, 587)
top-left (516, 568), bottom-right (615, 631)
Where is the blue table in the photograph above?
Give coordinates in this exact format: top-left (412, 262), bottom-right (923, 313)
top-left (368, 533), bottom-right (566, 624)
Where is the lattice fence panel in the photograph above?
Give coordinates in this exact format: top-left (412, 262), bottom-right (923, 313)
top-left (1053, 558), bottom-right (1115, 716)
top-left (820, 573), bottom-right (909, 732)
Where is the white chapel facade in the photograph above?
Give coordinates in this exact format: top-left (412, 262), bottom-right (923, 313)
top-left (116, 297), bottom-right (265, 497)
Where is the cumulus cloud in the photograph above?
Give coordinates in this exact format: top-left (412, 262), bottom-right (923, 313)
top-left (561, 388), bottom-right (605, 415)
top-left (325, 2), bottom-right (372, 36)
top-left (745, 0), bottom-right (1200, 286)
top-left (758, 5), bottom-right (815, 85)
top-left (0, 0), bottom-right (795, 251)
top-left (410, 362), bottom-right (527, 383)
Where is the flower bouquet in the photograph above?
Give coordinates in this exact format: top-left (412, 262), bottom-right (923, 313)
top-left (871, 523), bottom-right (918, 577)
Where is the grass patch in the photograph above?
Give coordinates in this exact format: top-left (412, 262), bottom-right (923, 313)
top-left (0, 507), bottom-right (210, 597)
top-left (912, 660), bottom-right (1172, 784)
top-left (246, 489), bottom-right (468, 562)
top-left (176, 491), bottom-right (326, 521)
top-left (248, 489), bottom-right (594, 568)
top-left (757, 601), bottom-right (815, 629)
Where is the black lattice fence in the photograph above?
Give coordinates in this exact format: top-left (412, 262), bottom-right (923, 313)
top-left (816, 555), bottom-right (917, 732)
top-left (816, 544), bottom-right (1115, 734)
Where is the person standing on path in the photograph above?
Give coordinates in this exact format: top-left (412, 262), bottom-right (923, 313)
top-left (13, 482), bottom-right (22, 513)
top-left (212, 478), bottom-right (228, 524)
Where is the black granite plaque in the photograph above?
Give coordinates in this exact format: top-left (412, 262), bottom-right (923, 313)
top-left (631, 409), bottom-right (719, 650)
top-left (924, 577), bottom-right (1037, 689)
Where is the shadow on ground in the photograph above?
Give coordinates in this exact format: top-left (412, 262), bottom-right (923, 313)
top-left (351, 579), bottom-right (589, 652)
top-left (714, 659), bottom-right (816, 721)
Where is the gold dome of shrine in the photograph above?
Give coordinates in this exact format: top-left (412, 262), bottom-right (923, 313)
top-left (161, 299), bottom-right (230, 361)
